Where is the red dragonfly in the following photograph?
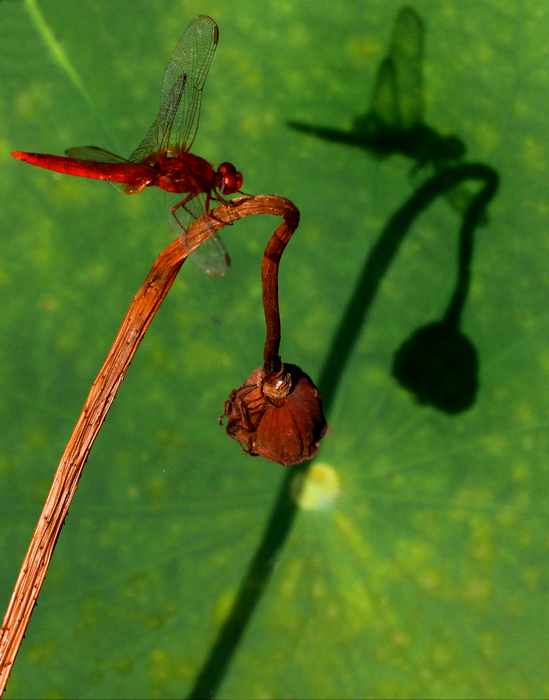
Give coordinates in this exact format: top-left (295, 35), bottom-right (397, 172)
top-left (11, 15), bottom-right (243, 276)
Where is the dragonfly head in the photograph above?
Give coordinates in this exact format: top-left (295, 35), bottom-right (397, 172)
top-left (216, 162), bottom-right (243, 195)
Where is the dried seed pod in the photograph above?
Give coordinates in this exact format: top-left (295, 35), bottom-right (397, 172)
top-left (223, 363), bottom-right (327, 466)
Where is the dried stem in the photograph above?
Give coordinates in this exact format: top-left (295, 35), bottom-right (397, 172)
top-left (0, 194), bottom-right (298, 696)
top-left (261, 204), bottom-right (300, 373)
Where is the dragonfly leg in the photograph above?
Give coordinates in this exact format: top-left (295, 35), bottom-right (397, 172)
top-left (198, 190), bottom-right (231, 226)
top-left (209, 191), bottom-right (240, 225)
top-left (211, 191), bottom-right (231, 206)
top-left (171, 192), bottom-right (198, 230)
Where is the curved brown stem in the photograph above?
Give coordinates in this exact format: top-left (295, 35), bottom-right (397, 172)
top-left (260, 202), bottom-right (300, 373)
top-left (0, 194), bottom-right (297, 696)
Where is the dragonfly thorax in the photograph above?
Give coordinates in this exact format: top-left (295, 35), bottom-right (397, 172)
top-left (149, 150), bottom-right (216, 194)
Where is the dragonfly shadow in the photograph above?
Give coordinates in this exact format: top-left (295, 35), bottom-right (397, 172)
top-left (288, 5), bottom-right (482, 222)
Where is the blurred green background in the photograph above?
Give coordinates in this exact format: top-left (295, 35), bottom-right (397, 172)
top-left (1, 0), bottom-right (547, 697)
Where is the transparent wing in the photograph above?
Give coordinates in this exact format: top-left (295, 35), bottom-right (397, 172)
top-left (129, 15), bottom-right (219, 161)
top-left (389, 6), bottom-right (425, 129)
top-left (65, 145), bottom-right (129, 162)
top-left (162, 14), bottom-right (218, 152)
top-left (369, 57), bottom-right (401, 129)
top-left (190, 233), bottom-right (231, 277)
top-left (170, 193), bottom-right (230, 277)
top-left (129, 74), bottom-right (188, 162)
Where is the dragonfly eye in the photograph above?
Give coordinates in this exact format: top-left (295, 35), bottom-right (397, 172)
top-left (217, 162), bottom-right (242, 195)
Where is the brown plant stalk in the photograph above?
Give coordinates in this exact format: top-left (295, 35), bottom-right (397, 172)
top-left (0, 194), bottom-right (299, 696)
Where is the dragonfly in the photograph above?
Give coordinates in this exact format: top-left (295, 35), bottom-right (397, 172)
top-left (11, 15), bottom-right (243, 276)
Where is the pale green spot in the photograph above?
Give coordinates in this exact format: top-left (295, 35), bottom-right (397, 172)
top-left (183, 340), bottom-right (231, 374)
top-left (126, 484), bottom-right (139, 501)
top-left (522, 136), bottom-right (546, 173)
top-left (334, 511), bottom-right (373, 564)
top-left (145, 475), bottom-right (166, 506)
top-left (339, 578), bottom-right (374, 626)
top-left (522, 566), bottom-right (541, 591)
top-left (432, 643), bottom-right (454, 667)
top-left (213, 589), bottom-right (236, 625)
top-left (345, 35), bottom-right (382, 64)
top-left (15, 83), bottom-right (54, 120)
top-left (0, 139), bottom-right (11, 163)
top-left (291, 462), bottom-right (341, 511)
top-left (311, 577), bottom-right (327, 599)
top-left (37, 293), bottom-right (59, 313)
top-left (280, 559), bottom-right (303, 598)
top-left (441, 1), bottom-right (458, 20)
top-left (240, 112), bottom-right (261, 136)
top-left (49, 177), bottom-right (88, 206)
top-left (26, 640), bottom-right (57, 665)
top-left (496, 503), bottom-right (519, 527)
top-left (55, 328), bottom-right (81, 355)
top-left (539, 349), bottom-right (549, 374)
top-left (417, 568), bottom-right (441, 591)
top-left (0, 267), bottom-right (9, 288)
top-left (287, 22), bottom-right (311, 48)
top-left (513, 97), bottom-right (533, 121)
top-left (530, 198), bottom-right (549, 219)
top-left (469, 525), bottom-right (494, 562)
top-left (481, 432), bottom-right (508, 457)
top-left (392, 630), bottom-right (411, 648)
top-left (363, 365), bottom-right (386, 387)
top-left (476, 44), bottom-right (494, 64)
top-left (512, 462), bottom-right (529, 483)
top-left (514, 402), bottom-right (536, 426)
top-left (473, 122), bottom-right (500, 153)
top-left (148, 649), bottom-right (173, 685)
top-left (463, 577), bottom-right (492, 603)
top-left (0, 456), bottom-right (14, 476)
top-left (480, 632), bottom-right (498, 658)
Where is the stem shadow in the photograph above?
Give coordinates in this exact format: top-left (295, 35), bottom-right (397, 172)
top-left (187, 161), bottom-right (498, 698)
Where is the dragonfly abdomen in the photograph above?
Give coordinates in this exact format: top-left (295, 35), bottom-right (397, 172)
top-left (11, 151), bottom-right (154, 187)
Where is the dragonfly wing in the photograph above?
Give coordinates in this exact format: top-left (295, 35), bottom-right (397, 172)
top-left (189, 234), bottom-right (230, 277)
top-left (389, 6), bottom-right (425, 129)
top-left (65, 145), bottom-right (129, 162)
top-left (170, 192), bottom-right (230, 277)
top-left (164, 14), bottom-right (219, 152)
top-left (129, 74), bottom-right (188, 162)
top-left (129, 15), bottom-right (219, 161)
